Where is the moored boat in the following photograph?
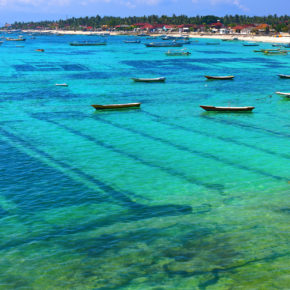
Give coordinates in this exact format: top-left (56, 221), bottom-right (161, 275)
top-left (254, 48), bottom-right (280, 53)
top-left (124, 40), bottom-right (141, 43)
top-left (91, 103), bottom-right (141, 110)
top-left (69, 41), bottom-right (106, 46)
top-left (278, 74), bottom-right (290, 79)
top-left (132, 77), bottom-right (166, 82)
top-left (200, 105), bottom-right (254, 112)
top-left (243, 42), bottom-right (259, 46)
top-left (145, 42), bottom-right (182, 47)
top-left (55, 83), bottom-right (68, 87)
top-left (205, 75), bottom-right (234, 80)
top-left (275, 92), bottom-right (290, 97)
top-left (35, 49), bottom-right (45, 52)
top-left (165, 49), bottom-right (191, 56)
top-left (6, 37), bottom-right (26, 41)
top-left (206, 42), bottom-right (220, 45)
top-left (264, 50), bottom-right (287, 55)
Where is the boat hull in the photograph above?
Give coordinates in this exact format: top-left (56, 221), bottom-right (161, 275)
top-left (145, 43), bottom-right (182, 47)
top-left (278, 74), bottom-right (290, 79)
top-left (91, 103), bottom-right (141, 110)
top-left (205, 75), bottom-right (234, 80)
top-left (132, 77), bottom-right (166, 82)
top-left (275, 92), bottom-right (290, 97)
top-left (200, 105), bottom-right (254, 112)
top-left (70, 42), bottom-right (106, 46)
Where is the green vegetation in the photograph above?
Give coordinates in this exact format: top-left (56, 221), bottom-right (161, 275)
top-left (7, 14), bottom-right (290, 32)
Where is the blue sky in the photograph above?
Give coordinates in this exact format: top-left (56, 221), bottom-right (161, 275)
top-left (0, 0), bottom-right (288, 24)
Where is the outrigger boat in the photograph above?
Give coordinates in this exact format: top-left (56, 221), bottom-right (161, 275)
top-left (200, 105), bottom-right (254, 112)
top-left (254, 48), bottom-right (281, 52)
top-left (205, 75), bottom-right (234, 80)
top-left (165, 49), bottom-right (191, 56)
top-left (35, 49), bottom-right (44, 52)
top-left (275, 92), bottom-right (290, 97)
top-left (264, 50), bottom-right (287, 55)
top-left (69, 41), bottom-right (106, 46)
top-left (222, 38), bottom-right (239, 41)
top-left (55, 83), bottom-right (68, 87)
top-left (145, 42), bottom-right (183, 47)
top-left (124, 40), bottom-right (141, 43)
top-left (132, 77), bottom-right (166, 82)
top-left (278, 74), bottom-right (290, 79)
top-left (6, 37), bottom-right (25, 41)
top-left (243, 42), bottom-right (259, 46)
top-left (91, 103), bottom-right (141, 110)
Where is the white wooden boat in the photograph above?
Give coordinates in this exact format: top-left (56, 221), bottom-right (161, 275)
top-left (55, 83), bottom-right (68, 87)
top-left (278, 74), bottom-right (290, 79)
top-left (275, 92), bottom-right (290, 97)
top-left (132, 77), bottom-right (166, 83)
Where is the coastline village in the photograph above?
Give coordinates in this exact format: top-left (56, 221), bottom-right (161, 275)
top-left (2, 20), bottom-right (289, 36)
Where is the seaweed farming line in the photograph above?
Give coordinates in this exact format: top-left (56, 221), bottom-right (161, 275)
top-left (91, 115), bottom-right (288, 182)
top-left (142, 111), bottom-right (290, 160)
top-left (0, 126), bottom-right (144, 209)
top-left (202, 115), bottom-right (290, 139)
top-left (33, 116), bottom-right (225, 193)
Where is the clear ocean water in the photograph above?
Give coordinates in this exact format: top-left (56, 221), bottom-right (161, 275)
top-left (0, 33), bottom-right (289, 289)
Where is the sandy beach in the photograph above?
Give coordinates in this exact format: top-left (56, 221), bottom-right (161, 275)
top-left (21, 29), bottom-right (290, 44)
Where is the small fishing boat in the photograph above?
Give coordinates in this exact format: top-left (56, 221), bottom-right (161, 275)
top-left (0, 41), bottom-right (3, 45)
top-left (137, 34), bottom-right (149, 37)
top-left (132, 77), bottom-right (166, 82)
top-left (124, 40), bottom-right (141, 43)
top-left (272, 44), bottom-right (282, 47)
top-left (205, 75), bottom-right (234, 80)
top-left (55, 83), bottom-right (68, 87)
top-left (165, 49), bottom-right (191, 56)
top-left (6, 37), bottom-right (26, 41)
top-left (254, 48), bottom-right (280, 53)
top-left (175, 40), bottom-right (191, 44)
top-left (278, 74), bottom-right (290, 79)
top-left (35, 49), bottom-right (44, 52)
top-left (275, 92), bottom-right (290, 97)
top-left (206, 42), bottom-right (220, 45)
top-left (243, 42), bottom-right (259, 46)
top-left (200, 105), bottom-right (254, 112)
top-left (264, 50), bottom-right (287, 55)
top-left (161, 36), bottom-right (176, 40)
top-left (222, 38), bottom-right (239, 42)
top-left (69, 41), bottom-right (106, 46)
top-left (91, 103), bottom-right (141, 110)
top-left (282, 43), bottom-right (290, 48)
top-left (145, 42), bottom-right (182, 47)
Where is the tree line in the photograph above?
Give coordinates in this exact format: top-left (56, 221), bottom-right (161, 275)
top-left (8, 14), bottom-right (290, 32)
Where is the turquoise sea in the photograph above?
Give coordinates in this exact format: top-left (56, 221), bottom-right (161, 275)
top-left (0, 34), bottom-right (289, 289)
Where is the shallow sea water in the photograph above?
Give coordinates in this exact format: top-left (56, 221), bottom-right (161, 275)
top-left (0, 34), bottom-right (289, 289)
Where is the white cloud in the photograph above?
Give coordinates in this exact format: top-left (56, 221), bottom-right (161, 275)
top-left (210, 0), bottom-right (249, 12)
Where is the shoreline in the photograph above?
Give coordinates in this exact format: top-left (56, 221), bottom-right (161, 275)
top-left (20, 29), bottom-right (290, 44)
